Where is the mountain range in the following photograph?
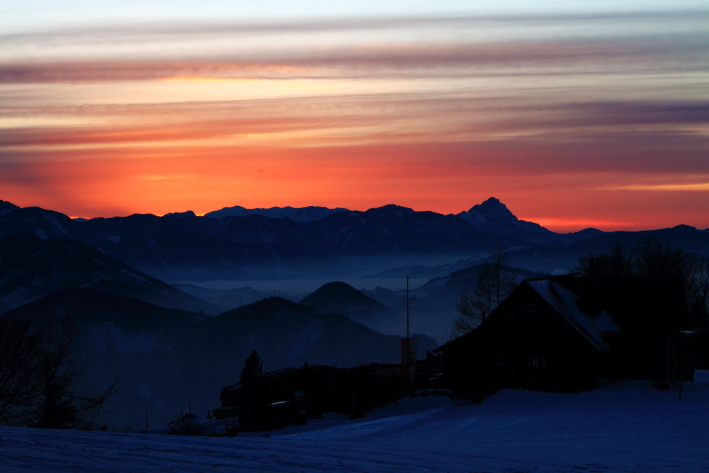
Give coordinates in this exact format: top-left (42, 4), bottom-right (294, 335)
top-left (2, 197), bottom-right (705, 281)
top-left (0, 198), bottom-right (584, 280)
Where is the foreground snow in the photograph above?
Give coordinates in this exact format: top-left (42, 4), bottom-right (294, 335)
top-left (2, 373), bottom-right (709, 472)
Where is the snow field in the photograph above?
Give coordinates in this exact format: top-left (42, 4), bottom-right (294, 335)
top-left (1, 373), bottom-right (708, 472)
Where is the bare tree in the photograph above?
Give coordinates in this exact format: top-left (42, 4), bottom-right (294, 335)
top-left (577, 241), bottom-right (634, 278)
top-left (577, 237), bottom-right (704, 330)
top-left (0, 315), bottom-right (116, 429)
top-left (451, 243), bottom-right (519, 339)
top-left (632, 238), bottom-right (695, 281)
top-left (0, 318), bottom-right (43, 425)
top-left (578, 237), bottom-right (693, 281)
top-left (32, 316), bottom-right (117, 429)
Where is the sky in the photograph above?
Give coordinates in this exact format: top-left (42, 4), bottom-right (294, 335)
top-left (0, 1), bottom-right (708, 232)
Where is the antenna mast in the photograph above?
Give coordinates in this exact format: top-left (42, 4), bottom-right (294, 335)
top-left (406, 276), bottom-right (410, 340)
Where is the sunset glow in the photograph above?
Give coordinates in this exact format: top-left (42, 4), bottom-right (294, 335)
top-left (1, 2), bottom-right (708, 231)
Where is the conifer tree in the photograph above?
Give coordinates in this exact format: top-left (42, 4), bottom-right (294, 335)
top-left (240, 350), bottom-right (263, 386)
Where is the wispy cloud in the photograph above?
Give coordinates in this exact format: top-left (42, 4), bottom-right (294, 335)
top-left (1, 12), bottom-right (708, 228)
top-left (607, 182), bottom-right (709, 191)
top-left (1, 36), bottom-right (707, 83)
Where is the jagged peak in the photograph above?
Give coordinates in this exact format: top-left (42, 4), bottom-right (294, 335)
top-left (463, 197), bottom-right (518, 222)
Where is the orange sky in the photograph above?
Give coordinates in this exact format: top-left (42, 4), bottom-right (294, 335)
top-left (1, 13), bottom-right (708, 232)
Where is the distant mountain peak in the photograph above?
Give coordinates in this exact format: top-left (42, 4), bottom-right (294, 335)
top-left (220, 296), bottom-right (317, 319)
top-left (366, 204), bottom-right (416, 217)
top-left (164, 210), bottom-right (197, 218)
top-left (300, 281), bottom-right (396, 324)
top-left (456, 197), bottom-right (559, 243)
top-left (467, 197), bottom-right (517, 222)
top-left (304, 281), bottom-right (366, 301)
top-left (205, 205), bottom-right (349, 223)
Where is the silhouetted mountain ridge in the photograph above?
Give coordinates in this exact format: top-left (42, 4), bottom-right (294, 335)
top-left (3, 286), bottom-right (202, 334)
top-left (0, 233), bottom-right (217, 314)
top-left (458, 197), bottom-right (602, 244)
top-left (0, 200), bottom-right (20, 216)
top-left (300, 281), bottom-right (399, 333)
top-left (2, 198), bottom-right (707, 281)
top-left (206, 205), bottom-right (349, 223)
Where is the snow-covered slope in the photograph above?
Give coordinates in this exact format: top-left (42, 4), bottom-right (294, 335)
top-left (2, 373), bottom-right (708, 472)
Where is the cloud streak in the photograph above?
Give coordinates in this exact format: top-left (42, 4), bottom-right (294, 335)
top-left (1, 36), bottom-right (707, 83)
top-left (0, 11), bottom-right (708, 229)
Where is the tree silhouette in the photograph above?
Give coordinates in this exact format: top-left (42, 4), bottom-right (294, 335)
top-left (451, 243), bottom-right (518, 338)
top-left (0, 316), bottom-right (116, 428)
top-left (0, 319), bottom-right (42, 424)
top-left (240, 350), bottom-right (263, 386)
top-left (577, 237), bottom-right (706, 329)
top-left (32, 316), bottom-right (117, 429)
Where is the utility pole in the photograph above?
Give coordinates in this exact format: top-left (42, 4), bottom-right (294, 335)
top-left (406, 276), bottom-right (410, 340)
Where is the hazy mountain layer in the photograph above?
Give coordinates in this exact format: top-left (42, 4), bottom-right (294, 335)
top-left (171, 284), bottom-right (272, 313)
top-left (300, 281), bottom-right (401, 334)
top-left (380, 264), bottom-right (546, 343)
top-left (2, 289), bottom-right (437, 428)
top-left (0, 233), bottom-right (218, 315)
top-left (507, 224), bottom-right (709, 274)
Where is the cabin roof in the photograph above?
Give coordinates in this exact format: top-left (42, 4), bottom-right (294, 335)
top-left (437, 276), bottom-right (684, 353)
top-left (527, 280), bottom-right (620, 351)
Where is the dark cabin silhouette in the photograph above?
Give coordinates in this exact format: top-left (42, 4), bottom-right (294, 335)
top-left (436, 276), bottom-right (695, 392)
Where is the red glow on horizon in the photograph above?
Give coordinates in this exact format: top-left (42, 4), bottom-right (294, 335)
top-left (3, 135), bottom-right (709, 232)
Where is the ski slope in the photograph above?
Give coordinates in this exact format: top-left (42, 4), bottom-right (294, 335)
top-left (2, 373), bottom-right (708, 472)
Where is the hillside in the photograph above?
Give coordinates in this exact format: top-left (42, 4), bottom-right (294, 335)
top-left (2, 290), bottom-right (438, 428)
top-left (508, 224), bottom-right (709, 274)
top-left (0, 233), bottom-right (217, 314)
top-left (1, 287), bottom-right (208, 430)
top-left (201, 297), bottom-right (438, 370)
top-left (299, 281), bottom-right (400, 334)
top-left (377, 263), bottom-right (546, 343)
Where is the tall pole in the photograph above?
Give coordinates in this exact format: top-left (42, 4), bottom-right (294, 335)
top-left (406, 276), bottom-right (410, 340)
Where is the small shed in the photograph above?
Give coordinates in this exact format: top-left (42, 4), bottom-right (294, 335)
top-left (436, 277), bottom-right (694, 392)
